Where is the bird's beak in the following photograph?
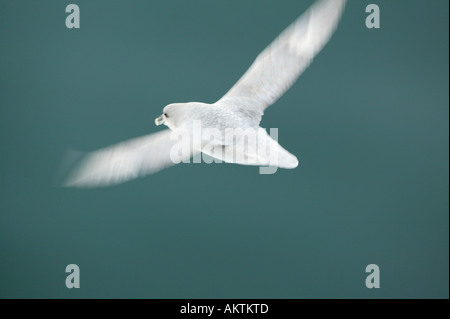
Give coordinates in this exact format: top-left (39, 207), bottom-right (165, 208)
top-left (155, 115), bottom-right (165, 126)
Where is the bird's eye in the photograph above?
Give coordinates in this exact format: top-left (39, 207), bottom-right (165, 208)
top-left (164, 113), bottom-right (169, 118)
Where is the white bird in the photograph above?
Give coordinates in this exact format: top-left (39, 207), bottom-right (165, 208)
top-left (62, 0), bottom-right (347, 187)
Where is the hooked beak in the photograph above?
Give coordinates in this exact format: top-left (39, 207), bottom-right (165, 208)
top-left (155, 114), bottom-right (165, 126)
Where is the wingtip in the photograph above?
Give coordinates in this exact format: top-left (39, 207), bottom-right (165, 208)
top-left (53, 149), bottom-right (85, 188)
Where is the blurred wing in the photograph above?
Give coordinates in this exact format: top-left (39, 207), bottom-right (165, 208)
top-left (218, 0), bottom-right (346, 117)
top-left (62, 129), bottom-right (193, 188)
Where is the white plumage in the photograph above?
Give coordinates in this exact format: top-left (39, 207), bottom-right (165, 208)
top-left (63, 0), bottom-right (347, 187)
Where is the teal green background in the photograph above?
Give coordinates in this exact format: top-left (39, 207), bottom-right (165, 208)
top-left (0, 0), bottom-right (448, 299)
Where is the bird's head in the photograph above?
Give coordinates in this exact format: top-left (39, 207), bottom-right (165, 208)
top-left (155, 103), bottom-right (185, 130)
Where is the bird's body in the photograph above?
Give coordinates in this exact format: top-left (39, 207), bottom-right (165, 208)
top-left (62, 0), bottom-right (347, 187)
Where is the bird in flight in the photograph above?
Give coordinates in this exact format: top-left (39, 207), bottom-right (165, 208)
top-left (62, 0), bottom-right (347, 187)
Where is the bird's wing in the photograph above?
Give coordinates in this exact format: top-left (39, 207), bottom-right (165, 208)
top-left (217, 0), bottom-right (346, 117)
top-left (62, 129), bottom-right (196, 188)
